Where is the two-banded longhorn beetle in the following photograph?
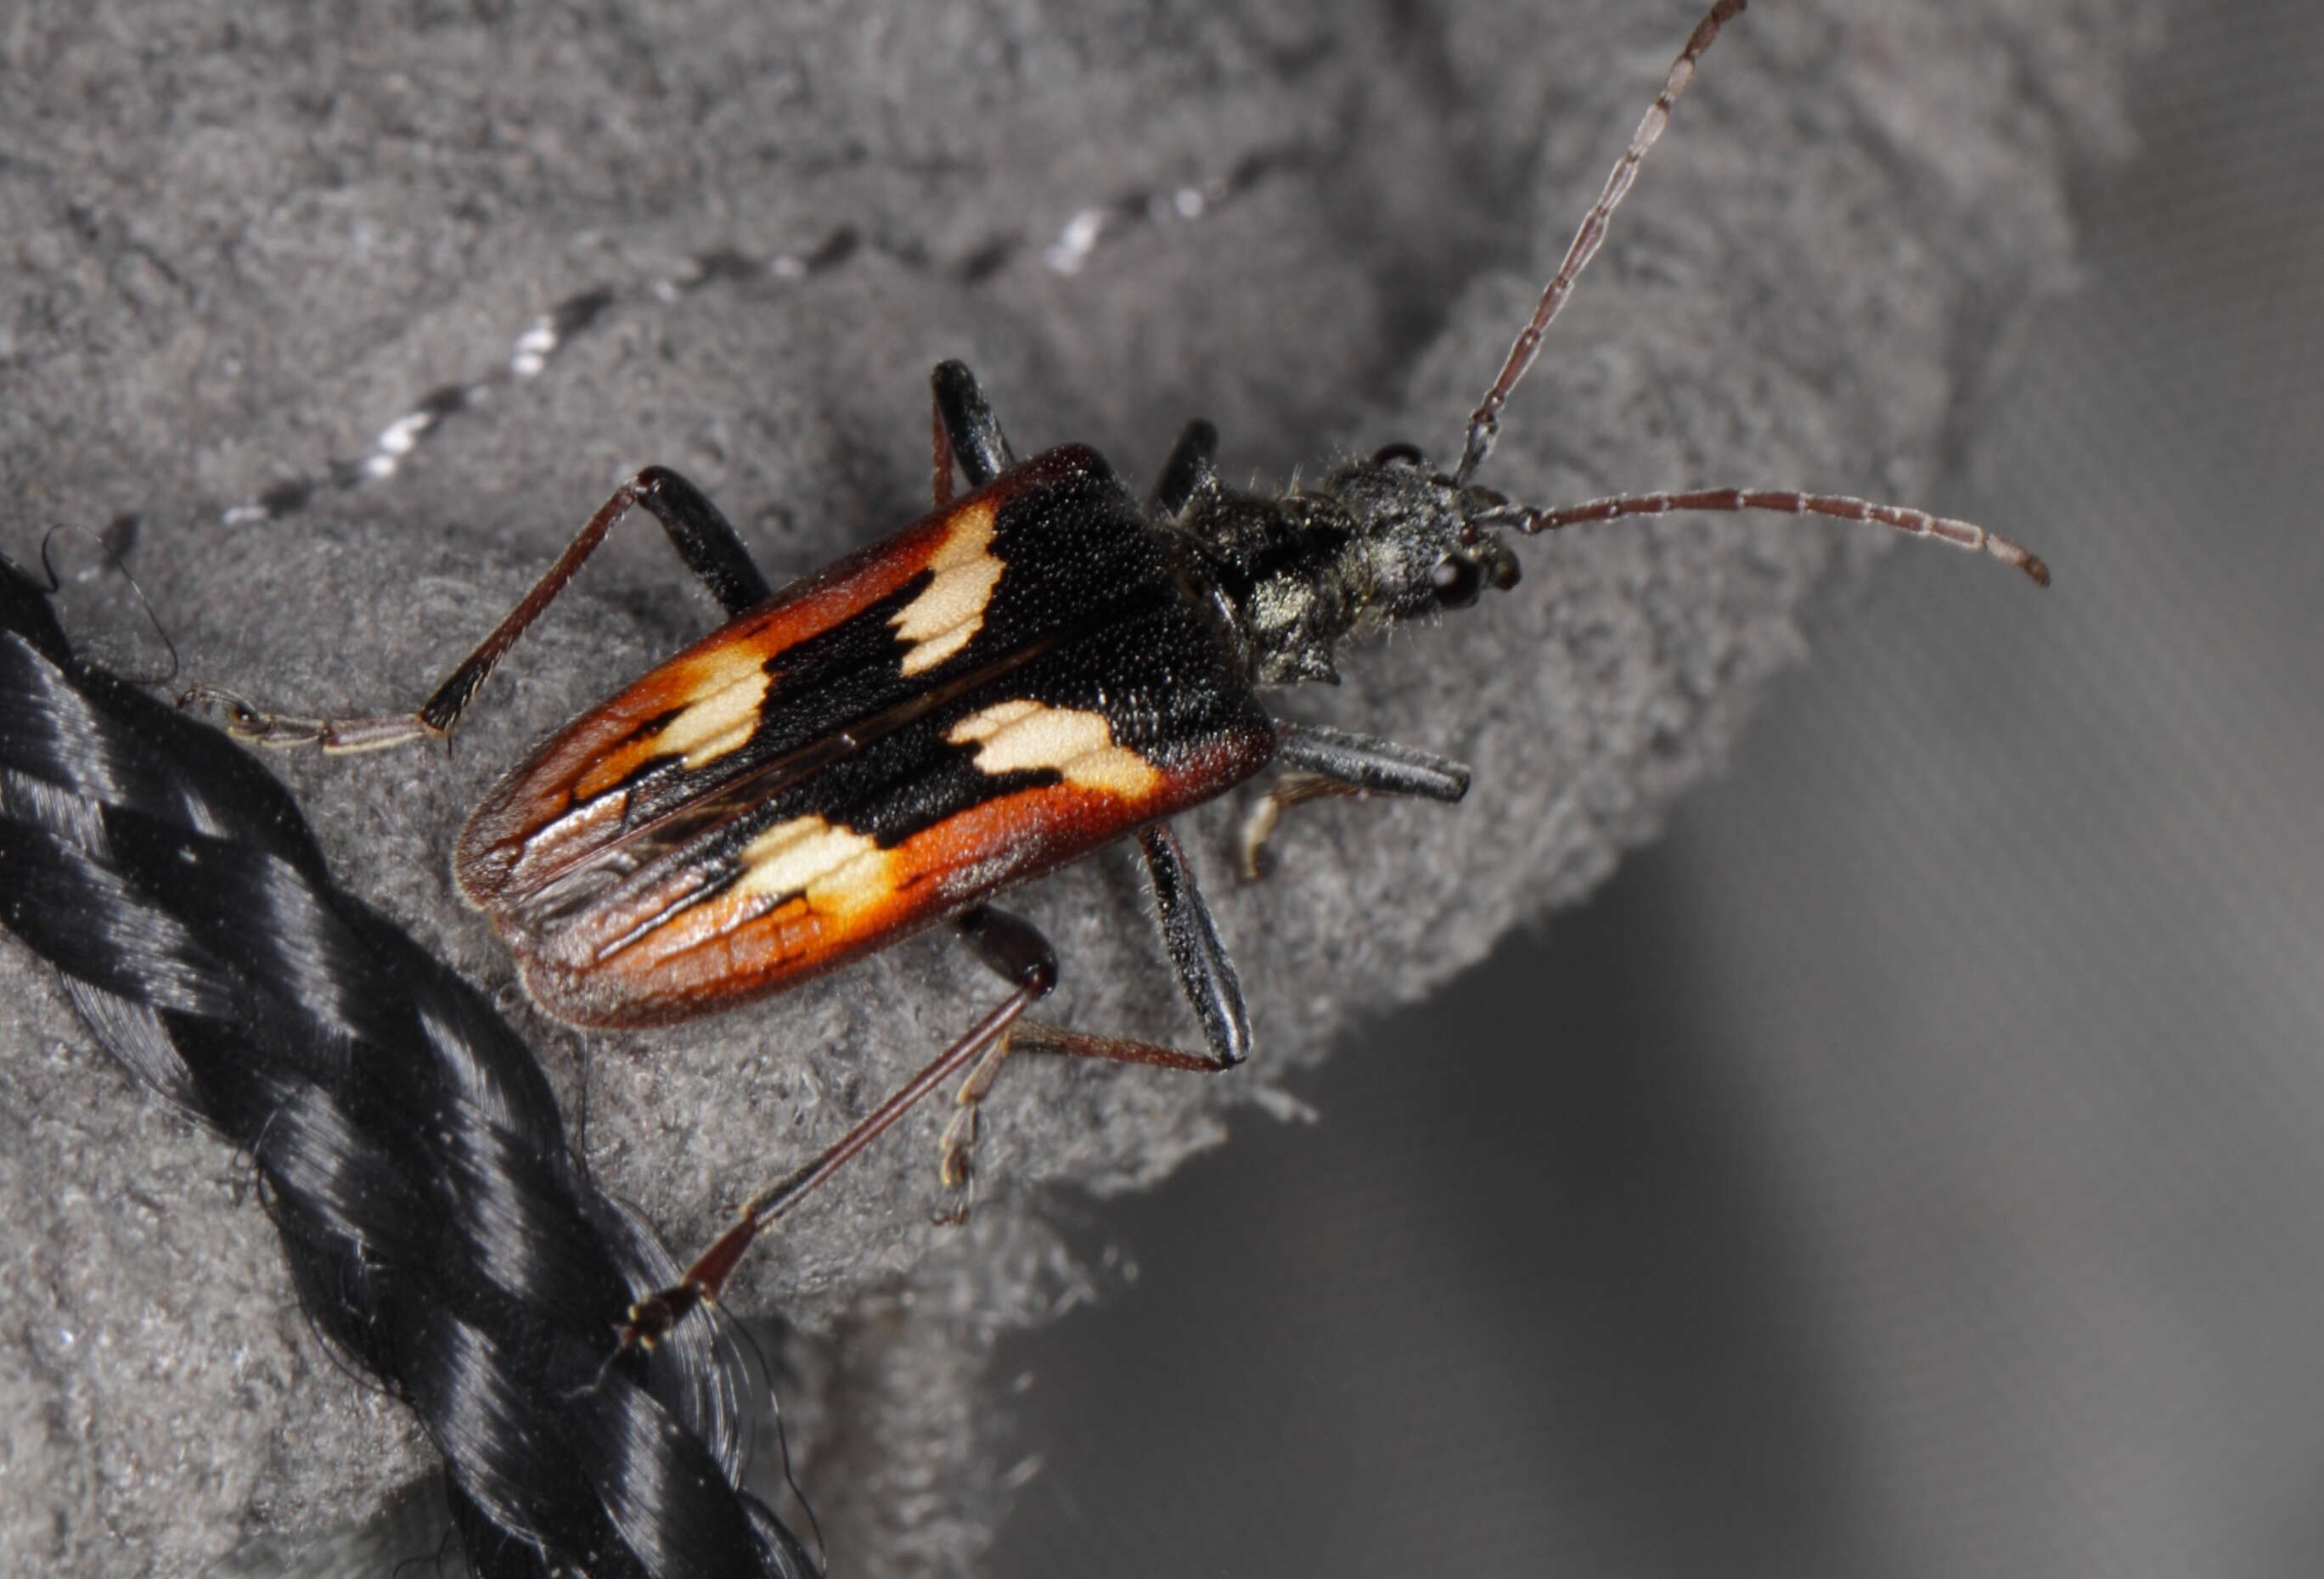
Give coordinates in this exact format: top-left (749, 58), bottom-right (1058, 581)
top-left (189, 0), bottom-right (2046, 1344)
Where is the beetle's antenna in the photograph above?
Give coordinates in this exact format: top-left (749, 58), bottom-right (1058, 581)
top-left (1517, 486), bottom-right (2051, 586)
top-left (1455, 0), bottom-right (1745, 486)
top-left (36, 523), bottom-right (181, 686)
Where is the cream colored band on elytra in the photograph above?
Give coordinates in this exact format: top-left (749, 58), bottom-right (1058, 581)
top-left (652, 655), bottom-right (774, 769)
top-left (946, 699), bottom-right (1161, 798)
top-left (892, 500), bottom-right (1004, 677)
top-left (732, 815), bottom-right (895, 917)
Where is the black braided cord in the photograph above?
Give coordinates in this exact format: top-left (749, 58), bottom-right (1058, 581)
top-left (0, 553), bottom-right (817, 1579)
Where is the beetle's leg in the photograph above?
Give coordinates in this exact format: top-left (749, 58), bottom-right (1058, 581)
top-left (1149, 419), bottom-right (1219, 518)
top-left (183, 467), bottom-right (771, 752)
top-left (931, 379), bottom-right (957, 508)
top-left (1241, 719), bottom-right (1473, 879)
top-left (1136, 823), bottom-right (1252, 1067)
top-left (930, 361), bottom-right (1016, 491)
top-left (615, 918), bottom-right (1056, 1352)
top-left (933, 905), bottom-right (1049, 1207)
top-left (1239, 773), bottom-right (1365, 881)
top-left (1272, 719), bottom-right (1473, 798)
top-left (415, 469), bottom-right (770, 733)
top-left (935, 828), bottom-right (1249, 1210)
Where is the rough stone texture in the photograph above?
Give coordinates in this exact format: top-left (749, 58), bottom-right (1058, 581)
top-left (0, 1), bottom-right (2158, 1573)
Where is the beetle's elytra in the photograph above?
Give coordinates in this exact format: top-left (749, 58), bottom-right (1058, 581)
top-left (188, 0), bottom-right (2046, 1340)
top-left (453, 443), bottom-right (1278, 1031)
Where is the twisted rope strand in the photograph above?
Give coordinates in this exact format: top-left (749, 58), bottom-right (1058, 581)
top-left (0, 555), bottom-right (813, 1579)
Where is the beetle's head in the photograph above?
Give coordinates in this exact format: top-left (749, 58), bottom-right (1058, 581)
top-left (1325, 441), bottom-right (1527, 627)
top-left (1201, 441), bottom-right (1528, 688)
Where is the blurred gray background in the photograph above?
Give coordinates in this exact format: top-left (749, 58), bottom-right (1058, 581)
top-left (990, 4), bottom-right (2324, 1576)
top-left (7, 0), bottom-right (2316, 1575)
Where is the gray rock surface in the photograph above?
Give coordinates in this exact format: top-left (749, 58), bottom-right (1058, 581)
top-left (0, 1), bottom-right (2156, 1573)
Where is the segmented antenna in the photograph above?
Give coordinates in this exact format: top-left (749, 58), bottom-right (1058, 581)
top-left (1519, 487), bottom-right (2052, 586)
top-left (1455, 0), bottom-right (1746, 485)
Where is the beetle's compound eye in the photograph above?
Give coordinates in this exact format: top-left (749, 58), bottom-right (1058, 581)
top-left (1430, 554), bottom-right (1484, 609)
top-left (1372, 441), bottom-right (1427, 469)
